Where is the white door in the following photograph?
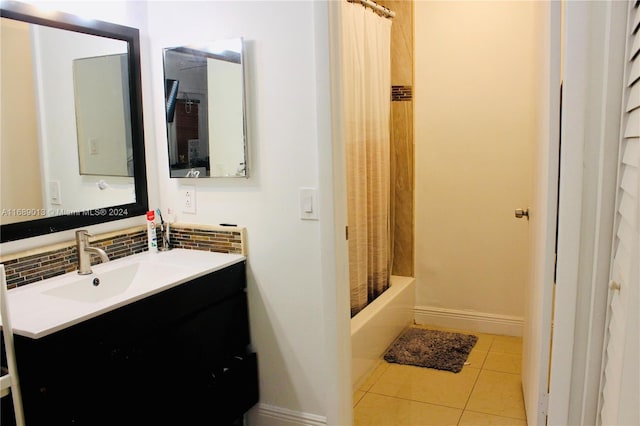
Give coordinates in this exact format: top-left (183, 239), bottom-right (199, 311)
top-left (521, 1), bottom-right (562, 425)
top-left (600, 2), bottom-right (640, 424)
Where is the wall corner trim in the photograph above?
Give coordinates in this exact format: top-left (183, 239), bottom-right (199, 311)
top-left (414, 305), bottom-right (524, 337)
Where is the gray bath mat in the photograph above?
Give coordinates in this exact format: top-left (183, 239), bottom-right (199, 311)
top-left (383, 328), bottom-right (478, 373)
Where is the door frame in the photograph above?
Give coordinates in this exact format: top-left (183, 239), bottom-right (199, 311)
top-left (325, 1), bottom-right (356, 425)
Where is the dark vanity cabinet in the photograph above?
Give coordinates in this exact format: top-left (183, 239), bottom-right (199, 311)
top-left (9, 261), bottom-right (258, 425)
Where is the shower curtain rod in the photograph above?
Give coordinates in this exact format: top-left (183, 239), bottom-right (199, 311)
top-left (347, 0), bottom-right (395, 18)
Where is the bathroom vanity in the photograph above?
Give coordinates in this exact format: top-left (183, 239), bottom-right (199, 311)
top-left (2, 249), bottom-right (258, 425)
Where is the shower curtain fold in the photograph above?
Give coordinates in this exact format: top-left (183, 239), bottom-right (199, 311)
top-left (340, 1), bottom-right (392, 317)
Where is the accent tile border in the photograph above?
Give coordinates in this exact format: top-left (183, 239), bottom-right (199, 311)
top-left (392, 85), bottom-right (413, 101)
top-left (1, 224), bottom-right (246, 289)
top-left (168, 223), bottom-right (246, 255)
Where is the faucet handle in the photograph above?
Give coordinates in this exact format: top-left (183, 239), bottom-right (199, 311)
top-left (76, 229), bottom-right (92, 239)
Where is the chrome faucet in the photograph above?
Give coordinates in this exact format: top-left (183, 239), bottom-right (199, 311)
top-left (76, 230), bottom-right (109, 275)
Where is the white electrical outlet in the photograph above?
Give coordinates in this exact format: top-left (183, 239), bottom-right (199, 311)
top-left (182, 185), bottom-right (196, 214)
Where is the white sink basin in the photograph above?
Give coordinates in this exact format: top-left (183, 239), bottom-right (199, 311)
top-left (42, 261), bottom-right (184, 303)
top-left (4, 249), bottom-right (246, 338)
top-left (43, 263), bottom-right (140, 303)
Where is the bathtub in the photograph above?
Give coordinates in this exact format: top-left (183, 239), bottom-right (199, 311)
top-left (351, 275), bottom-right (415, 390)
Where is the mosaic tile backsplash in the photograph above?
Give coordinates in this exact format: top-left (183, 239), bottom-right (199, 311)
top-left (392, 85), bottom-right (413, 101)
top-left (169, 225), bottom-right (243, 254)
top-left (1, 224), bottom-right (245, 289)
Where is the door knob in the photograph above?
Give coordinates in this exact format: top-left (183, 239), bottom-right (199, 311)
top-left (515, 208), bottom-right (529, 220)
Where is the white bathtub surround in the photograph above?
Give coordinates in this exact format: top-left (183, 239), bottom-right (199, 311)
top-left (414, 305), bottom-right (524, 337)
top-left (351, 276), bottom-right (415, 391)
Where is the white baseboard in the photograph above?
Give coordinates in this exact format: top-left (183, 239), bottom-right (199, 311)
top-left (247, 403), bottom-right (327, 426)
top-left (414, 305), bottom-right (524, 337)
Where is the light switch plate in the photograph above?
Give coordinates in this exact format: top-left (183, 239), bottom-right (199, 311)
top-left (89, 137), bottom-right (99, 155)
top-left (49, 181), bottom-right (62, 205)
top-left (299, 187), bottom-right (318, 220)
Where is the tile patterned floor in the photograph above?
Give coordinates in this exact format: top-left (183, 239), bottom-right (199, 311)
top-left (353, 325), bottom-right (527, 426)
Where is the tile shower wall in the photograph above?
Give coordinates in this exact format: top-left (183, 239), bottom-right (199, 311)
top-left (1, 224), bottom-right (245, 289)
top-left (381, 0), bottom-right (414, 277)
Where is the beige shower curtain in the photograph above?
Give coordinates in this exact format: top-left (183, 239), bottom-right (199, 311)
top-left (340, 1), bottom-right (392, 317)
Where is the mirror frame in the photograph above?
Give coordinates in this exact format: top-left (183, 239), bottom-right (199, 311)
top-left (0, 0), bottom-right (148, 243)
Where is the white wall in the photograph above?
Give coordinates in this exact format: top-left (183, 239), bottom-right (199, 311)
top-left (414, 1), bottom-right (542, 334)
top-left (146, 2), bottom-right (338, 423)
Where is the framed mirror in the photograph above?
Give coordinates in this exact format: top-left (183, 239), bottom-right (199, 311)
top-left (163, 39), bottom-right (248, 178)
top-left (0, 0), bottom-right (148, 242)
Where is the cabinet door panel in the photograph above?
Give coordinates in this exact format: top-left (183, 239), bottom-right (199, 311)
top-left (170, 352), bottom-right (259, 425)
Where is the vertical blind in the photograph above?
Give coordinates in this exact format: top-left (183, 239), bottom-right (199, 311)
top-left (600, 1), bottom-right (640, 425)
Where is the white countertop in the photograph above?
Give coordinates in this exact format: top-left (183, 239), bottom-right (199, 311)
top-left (3, 249), bottom-right (245, 339)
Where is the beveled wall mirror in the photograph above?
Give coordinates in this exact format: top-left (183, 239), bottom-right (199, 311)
top-left (0, 0), bottom-right (148, 242)
top-left (163, 39), bottom-right (248, 178)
